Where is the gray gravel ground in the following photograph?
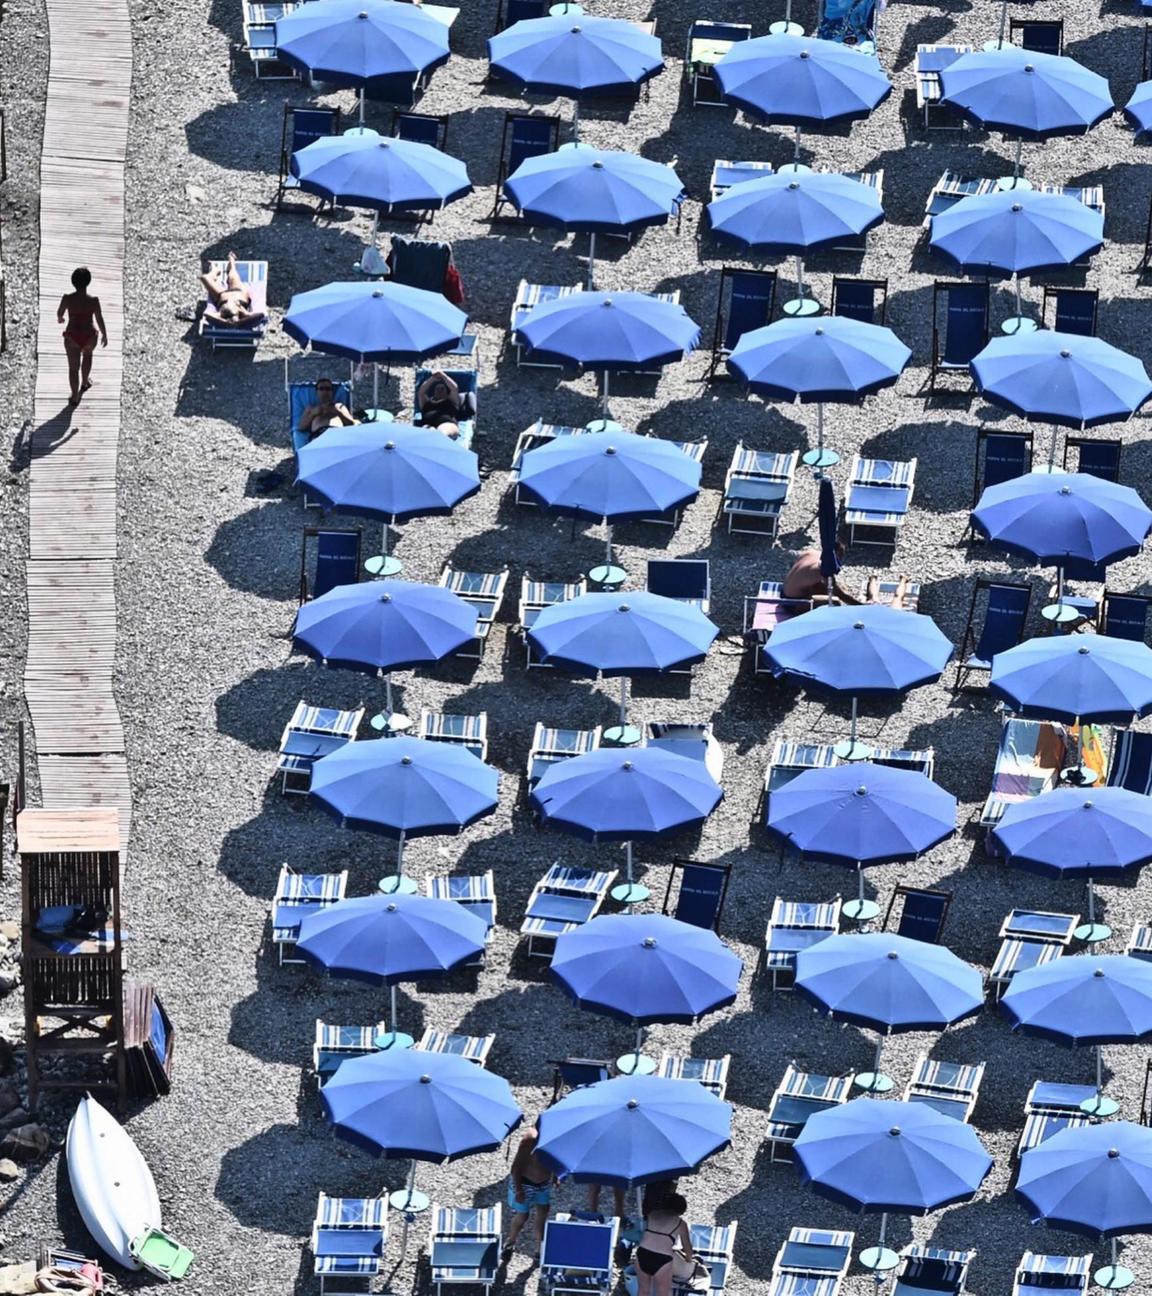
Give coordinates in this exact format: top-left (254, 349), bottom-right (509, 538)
top-left (6, 0), bottom-right (1152, 1290)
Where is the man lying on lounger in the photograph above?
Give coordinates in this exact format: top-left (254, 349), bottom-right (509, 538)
top-left (297, 378), bottom-right (359, 440)
top-left (783, 546), bottom-right (910, 608)
top-left (199, 251), bottom-right (265, 326)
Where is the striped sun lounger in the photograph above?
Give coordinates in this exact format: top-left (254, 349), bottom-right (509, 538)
top-left (416, 1029), bottom-right (495, 1066)
top-left (272, 867), bottom-right (347, 965)
top-left (312, 1193), bottom-right (388, 1293)
top-left (926, 170), bottom-right (1106, 224)
top-left (980, 718), bottom-right (1068, 827)
top-left (430, 1206), bottom-right (502, 1296)
top-left (1014, 1251), bottom-right (1092, 1296)
top-left (763, 897), bottom-right (842, 989)
top-left (200, 259), bottom-right (268, 350)
top-left (313, 1021), bottom-right (386, 1084)
top-left (655, 1053), bottom-right (731, 1098)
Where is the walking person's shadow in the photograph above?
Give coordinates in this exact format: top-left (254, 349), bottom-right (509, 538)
top-left (21, 404), bottom-right (80, 462)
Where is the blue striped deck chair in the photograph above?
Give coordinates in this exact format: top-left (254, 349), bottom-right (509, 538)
top-left (521, 864), bottom-right (618, 959)
top-left (1107, 728), bottom-right (1152, 793)
top-left (650, 726), bottom-right (724, 783)
top-left (988, 908), bottom-right (1078, 997)
top-left (723, 446), bottom-right (796, 538)
top-left (915, 46), bottom-right (973, 130)
top-left (709, 160), bottom-right (774, 202)
top-left (277, 701), bottom-right (362, 795)
top-left (924, 171), bottom-right (988, 221)
top-left (277, 105), bottom-right (339, 204)
top-left (300, 527), bottom-right (362, 603)
top-left (289, 378), bottom-right (353, 457)
top-left (760, 739), bottom-right (838, 814)
top-left (1044, 287), bottom-right (1098, 337)
top-left (831, 276), bottom-right (887, 325)
top-left (272, 866), bottom-right (347, 964)
top-left (528, 723), bottom-right (602, 784)
top-left (492, 112), bottom-right (560, 216)
top-left (199, 260), bottom-right (268, 351)
top-left (419, 711), bottom-right (489, 762)
top-left (687, 23), bottom-right (751, 106)
top-left (430, 1206), bottom-right (502, 1296)
top-left (655, 1053), bottom-right (731, 1099)
top-left (551, 1057), bottom-right (613, 1099)
top-left (930, 279), bottom-right (989, 391)
top-left (1013, 1251), bottom-right (1091, 1296)
top-left (312, 1193), bottom-right (388, 1294)
top-left (312, 1021), bottom-right (386, 1084)
top-left (708, 267), bottom-right (777, 381)
top-left (520, 575), bottom-right (587, 667)
top-left (892, 1246), bottom-right (974, 1295)
top-left (844, 455), bottom-right (916, 544)
top-left (956, 580), bottom-right (1031, 691)
top-left (869, 745), bottom-right (934, 777)
top-left (439, 566), bottom-right (507, 658)
top-left (416, 1028), bottom-right (495, 1066)
top-left (541, 1216), bottom-right (619, 1296)
top-left (246, 0), bottom-right (301, 79)
top-left (763, 897), bottom-right (841, 989)
top-left (1017, 1081), bottom-right (1099, 1156)
top-left (904, 1055), bottom-right (984, 1122)
top-left (767, 1067), bottom-right (854, 1161)
top-left (426, 872), bottom-right (496, 964)
top-left (1128, 922), bottom-right (1152, 960)
top-left (511, 421), bottom-right (586, 505)
top-left (511, 281), bottom-right (584, 366)
top-left (679, 1223), bottom-right (738, 1296)
top-left (769, 1227), bottom-right (854, 1295)
top-left (973, 428), bottom-right (1033, 507)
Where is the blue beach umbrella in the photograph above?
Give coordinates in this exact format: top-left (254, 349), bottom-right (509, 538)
top-left (989, 634), bottom-right (1152, 724)
top-left (1125, 80), bottom-right (1152, 134)
top-left (796, 1099), bottom-right (993, 1270)
top-left (536, 1074), bottom-right (732, 1187)
top-left (1017, 1121), bottom-right (1152, 1287)
top-left (290, 133), bottom-right (471, 212)
top-left (322, 1048), bottom-right (522, 1211)
top-left (284, 281), bottom-right (467, 365)
top-left (504, 148), bottom-right (684, 287)
top-left (707, 172), bottom-right (883, 253)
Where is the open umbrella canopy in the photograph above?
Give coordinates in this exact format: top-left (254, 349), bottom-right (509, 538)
top-left (517, 292), bottom-right (700, 371)
top-left (989, 635), bottom-right (1152, 724)
top-left (992, 787), bottom-right (1152, 879)
top-left (297, 892), bottom-right (487, 984)
top-left (290, 133), bottom-right (471, 211)
top-left (706, 172), bottom-right (884, 253)
top-left (930, 189), bottom-right (1103, 276)
top-left (488, 15), bottom-right (664, 96)
top-left (530, 746), bottom-right (722, 841)
top-left (293, 579), bottom-right (477, 671)
top-left (972, 472), bottom-right (1152, 564)
top-left (1002, 955), bottom-right (1152, 1046)
top-left (296, 422), bottom-right (480, 521)
top-left (310, 735), bottom-right (499, 838)
top-left (795, 932), bottom-right (984, 1032)
top-left (504, 147), bottom-right (684, 233)
top-left (728, 315), bottom-right (911, 402)
top-left (551, 913), bottom-right (742, 1024)
top-left (527, 591), bottom-right (718, 674)
top-left (536, 1074), bottom-right (732, 1186)
top-left (714, 34), bottom-right (892, 125)
top-left (322, 1048), bottom-right (522, 1160)
top-left (763, 603), bottom-right (953, 697)
top-left (283, 281), bottom-right (467, 363)
top-left (766, 763), bottom-right (957, 863)
top-left (971, 333), bottom-right (1152, 428)
top-left (940, 46), bottom-right (1113, 139)
top-left (515, 430), bottom-right (701, 522)
top-left (1017, 1121), bottom-right (1152, 1238)
top-left (275, 0), bottom-right (450, 86)
top-left (796, 1099), bottom-right (993, 1213)
top-left (1126, 80), bottom-right (1152, 134)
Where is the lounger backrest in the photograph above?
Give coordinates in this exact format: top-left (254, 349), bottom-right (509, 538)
top-left (506, 114), bottom-right (559, 174)
top-left (389, 234), bottom-right (451, 293)
top-left (1107, 728), bottom-right (1152, 793)
top-left (1103, 594), bottom-right (1150, 642)
top-left (981, 432), bottom-right (1031, 490)
top-left (671, 861), bottom-right (728, 931)
top-left (291, 381), bottom-right (352, 439)
top-left (542, 1221), bottom-right (613, 1270)
top-left (973, 583), bottom-right (1030, 660)
top-left (1070, 438), bottom-right (1120, 482)
top-left (831, 278), bottom-right (877, 324)
top-left (1061, 554), bottom-right (1108, 582)
top-left (647, 559), bottom-right (709, 600)
top-left (313, 530), bottom-right (361, 599)
top-left (941, 282), bottom-right (988, 366)
top-left (503, 0), bottom-right (547, 26)
top-left (721, 270), bottom-right (776, 353)
top-left (393, 112), bottom-right (444, 148)
top-left (1013, 19), bottom-right (1062, 55)
top-left (290, 107), bottom-right (340, 155)
top-left (893, 888), bottom-right (949, 944)
top-left (1051, 288), bottom-right (1096, 336)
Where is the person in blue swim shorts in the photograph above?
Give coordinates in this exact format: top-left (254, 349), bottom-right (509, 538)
top-left (502, 1115), bottom-right (554, 1261)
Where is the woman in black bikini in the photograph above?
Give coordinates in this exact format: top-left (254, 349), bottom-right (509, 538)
top-left (635, 1193), bottom-right (694, 1296)
top-left (56, 267), bottom-right (108, 407)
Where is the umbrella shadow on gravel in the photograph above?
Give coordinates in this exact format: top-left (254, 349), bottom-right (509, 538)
top-left (185, 99), bottom-right (289, 175)
top-left (206, 499), bottom-right (303, 600)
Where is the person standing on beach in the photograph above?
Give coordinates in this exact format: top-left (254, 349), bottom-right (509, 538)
top-left (56, 267), bottom-right (107, 407)
top-left (502, 1115), bottom-right (554, 1261)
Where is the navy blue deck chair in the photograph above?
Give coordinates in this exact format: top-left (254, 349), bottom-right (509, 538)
top-left (972, 427), bottom-right (1033, 506)
top-left (388, 234), bottom-right (451, 293)
top-left (277, 105), bottom-right (341, 210)
top-left (300, 528), bottom-right (362, 602)
top-left (1063, 435), bottom-right (1120, 482)
top-left (491, 113), bottom-right (560, 219)
top-left (831, 276), bottom-right (887, 325)
top-left (550, 1057), bottom-right (612, 1100)
top-left (1108, 729), bottom-right (1152, 794)
top-left (392, 110), bottom-right (449, 150)
top-left (686, 21), bottom-right (752, 105)
top-left (662, 858), bottom-right (731, 932)
top-left (497, 0), bottom-right (547, 31)
top-left (929, 281), bottom-right (989, 391)
top-left (647, 559), bottom-right (711, 612)
top-left (956, 579), bottom-right (1032, 690)
top-left (1043, 287), bottom-right (1097, 336)
top-left (883, 885), bottom-right (952, 944)
top-left (709, 268), bottom-right (777, 380)
top-left (1101, 591), bottom-right (1152, 643)
top-left (1011, 17), bottom-right (1063, 55)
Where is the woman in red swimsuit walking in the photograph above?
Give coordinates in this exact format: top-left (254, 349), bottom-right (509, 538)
top-left (56, 267), bottom-right (108, 407)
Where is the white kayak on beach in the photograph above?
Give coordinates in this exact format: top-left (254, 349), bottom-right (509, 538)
top-left (66, 1094), bottom-right (161, 1270)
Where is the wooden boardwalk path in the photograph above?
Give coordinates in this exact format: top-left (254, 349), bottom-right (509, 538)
top-left (24, 0), bottom-right (132, 851)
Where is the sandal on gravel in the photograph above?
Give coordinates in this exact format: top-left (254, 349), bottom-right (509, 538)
top-left (500, 1247), bottom-right (513, 1264)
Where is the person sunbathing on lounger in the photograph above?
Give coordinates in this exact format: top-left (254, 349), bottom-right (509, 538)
top-left (297, 378), bottom-right (358, 439)
top-left (199, 252), bottom-right (264, 326)
top-left (416, 370), bottom-right (472, 440)
top-left (782, 547), bottom-right (910, 608)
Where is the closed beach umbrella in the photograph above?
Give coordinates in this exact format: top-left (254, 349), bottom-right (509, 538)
top-left (796, 1099), bottom-right (993, 1270)
top-left (1017, 1120), bottom-right (1152, 1288)
top-left (536, 1074), bottom-right (732, 1186)
top-left (290, 133), bottom-right (471, 212)
top-left (818, 476), bottom-right (841, 584)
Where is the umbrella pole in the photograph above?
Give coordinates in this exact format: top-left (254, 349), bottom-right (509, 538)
top-left (1013, 274), bottom-right (1022, 320)
top-left (793, 125), bottom-right (802, 164)
top-left (385, 674), bottom-right (394, 715)
top-left (573, 99), bottom-right (581, 145)
top-left (390, 983), bottom-right (398, 1037)
top-left (389, 1161), bottom-right (430, 1232)
top-left (619, 675), bottom-right (628, 726)
top-left (997, 0), bottom-right (1008, 47)
top-left (588, 233), bottom-right (596, 290)
top-left (1048, 425), bottom-right (1058, 469)
top-left (1012, 136), bottom-right (1023, 183)
top-left (397, 829), bottom-right (406, 878)
top-left (359, 88), bottom-right (365, 126)
top-left (602, 368), bottom-right (610, 416)
top-left (795, 255), bottom-right (806, 306)
top-left (605, 519), bottom-right (614, 568)
top-left (373, 362), bottom-right (380, 410)
top-left (625, 840), bottom-right (634, 885)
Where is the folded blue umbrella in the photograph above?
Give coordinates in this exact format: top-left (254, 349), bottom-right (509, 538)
top-left (728, 315), bottom-right (911, 402)
top-left (293, 579), bottom-right (477, 671)
top-left (1126, 80), bottom-right (1152, 134)
top-left (276, 0), bottom-right (450, 87)
top-left (530, 746), bottom-right (722, 841)
top-left (284, 281), bottom-right (467, 363)
top-left (971, 333), bottom-right (1152, 428)
top-left (795, 1098), bottom-right (993, 1212)
top-left (764, 604), bottom-right (952, 697)
top-left (290, 133), bottom-right (471, 212)
top-left (298, 892), bottom-right (487, 984)
top-left (818, 477), bottom-right (841, 578)
top-left (972, 472), bottom-right (1152, 564)
top-left (989, 634), bottom-right (1152, 723)
top-left (536, 1074), bottom-right (731, 1186)
top-left (322, 1048), bottom-right (522, 1160)
top-left (707, 172), bottom-right (884, 253)
top-left (516, 292), bottom-right (700, 371)
top-left (1003, 954), bottom-right (1152, 1046)
top-left (714, 34), bottom-right (892, 125)
top-left (795, 932), bottom-right (984, 1032)
top-left (551, 913), bottom-right (742, 1025)
top-left (516, 430), bottom-right (701, 522)
top-left (527, 591), bottom-right (718, 674)
top-left (488, 15), bottom-right (664, 97)
top-left (930, 188), bottom-right (1103, 276)
top-left (310, 735), bottom-right (499, 838)
top-left (296, 423), bottom-right (479, 522)
top-left (992, 787), bottom-right (1152, 879)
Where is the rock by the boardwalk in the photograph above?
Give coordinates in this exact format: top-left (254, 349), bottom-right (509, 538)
top-left (0, 923), bottom-right (16, 943)
top-left (0, 1084), bottom-right (18, 1118)
top-left (0, 975), bottom-right (17, 997)
top-left (0, 1124), bottom-right (48, 1162)
top-left (0, 1160), bottom-right (17, 1182)
top-left (0, 1261), bottom-right (36, 1295)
